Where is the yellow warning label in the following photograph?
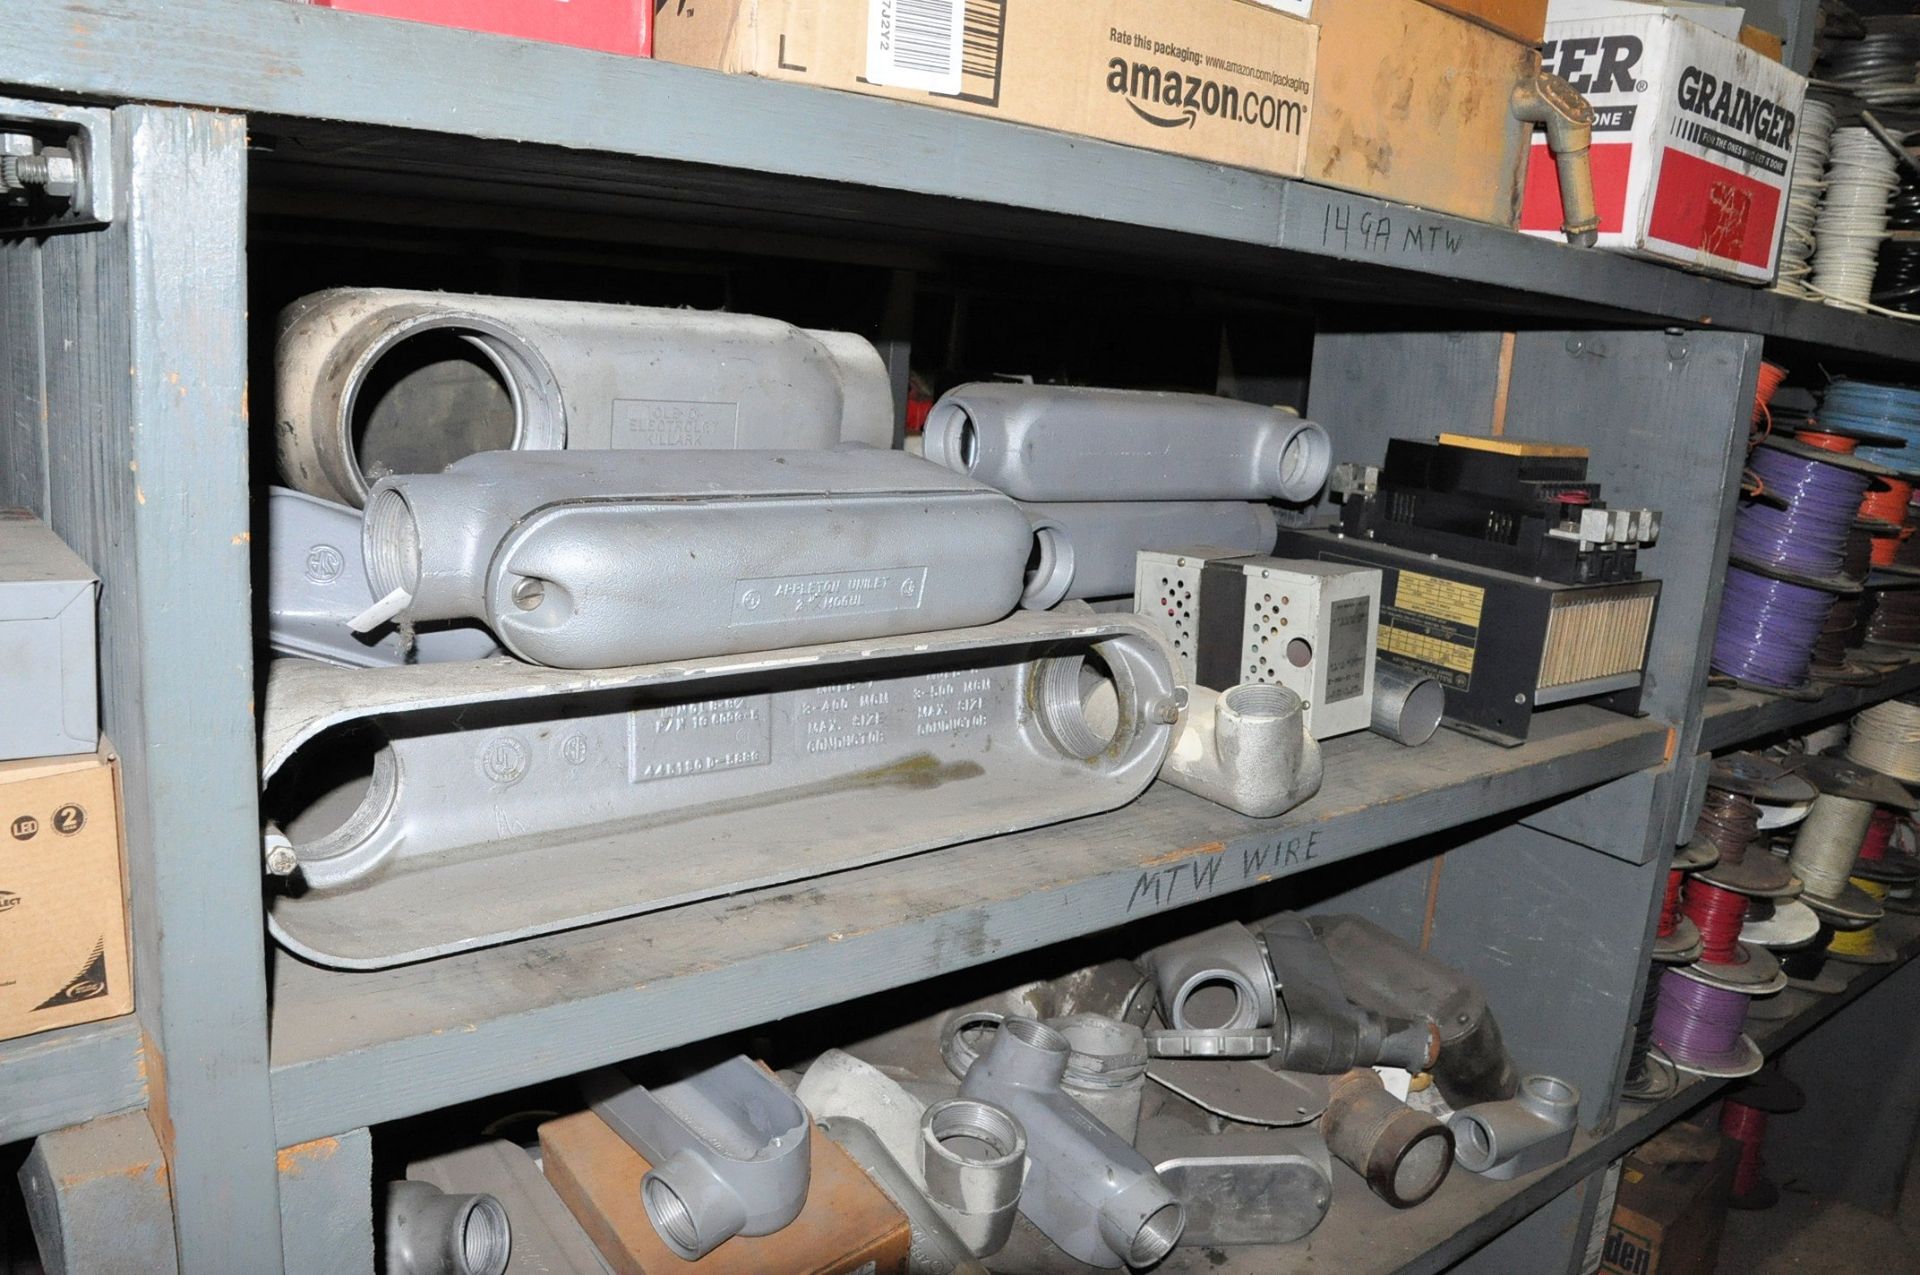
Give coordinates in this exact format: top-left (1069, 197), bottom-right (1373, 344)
top-left (1395, 571), bottom-right (1486, 628)
top-left (1381, 625), bottom-right (1476, 675)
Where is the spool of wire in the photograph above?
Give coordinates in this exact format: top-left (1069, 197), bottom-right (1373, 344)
top-left (1657, 869), bottom-right (1684, 937)
top-left (1733, 448), bottom-right (1873, 574)
top-left (1824, 380), bottom-right (1920, 473)
top-left (1787, 793), bottom-right (1874, 899)
top-left (1862, 587), bottom-right (1920, 646)
top-left (1848, 699), bottom-right (1920, 780)
top-left (1826, 878), bottom-right (1897, 962)
top-left (1712, 567), bottom-right (1838, 687)
top-left (1812, 528), bottom-right (1876, 676)
top-left (1780, 919), bottom-right (1842, 990)
top-left (1810, 129), bottom-right (1902, 312)
top-left (1874, 162), bottom-right (1920, 315)
top-left (1860, 807), bottom-right (1897, 861)
top-left (1695, 787), bottom-right (1759, 855)
top-left (1652, 971), bottom-right (1760, 1076)
top-left (1681, 878), bottom-right (1751, 964)
top-left (1774, 97), bottom-right (1838, 298)
top-left (1621, 964), bottom-right (1673, 1101)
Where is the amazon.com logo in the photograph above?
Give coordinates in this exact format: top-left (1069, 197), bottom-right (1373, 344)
top-left (1105, 59), bottom-right (1303, 135)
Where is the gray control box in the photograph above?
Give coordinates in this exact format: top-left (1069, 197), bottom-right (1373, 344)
top-left (0, 510), bottom-right (98, 759)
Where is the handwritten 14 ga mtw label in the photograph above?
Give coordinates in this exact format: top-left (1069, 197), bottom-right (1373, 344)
top-left (1125, 830), bottom-right (1325, 912)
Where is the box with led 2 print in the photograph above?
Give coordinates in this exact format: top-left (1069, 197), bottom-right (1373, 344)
top-left (1519, 0), bottom-right (1808, 282)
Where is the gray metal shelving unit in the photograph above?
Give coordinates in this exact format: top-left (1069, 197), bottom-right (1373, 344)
top-left (2, 2), bottom-right (1918, 1271)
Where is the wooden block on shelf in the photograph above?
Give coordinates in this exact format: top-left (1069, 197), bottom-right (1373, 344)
top-left (539, 1109), bottom-right (910, 1275)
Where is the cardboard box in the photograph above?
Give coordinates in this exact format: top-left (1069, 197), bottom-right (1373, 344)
top-left (1309, 0), bottom-right (1542, 226)
top-left (1602, 1124), bottom-right (1738, 1275)
top-left (540, 1108), bottom-right (911, 1275)
top-left (0, 743), bottom-right (133, 1042)
top-left (1253, 0), bottom-right (1548, 47)
top-left (655, 0), bottom-right (1317, 179)
top-left (1520, 0), bottom-right (1809, 282)
top-left (0, 510), bottom-right (98, 762)
top-left (310, 0), bottom-right (650, 57)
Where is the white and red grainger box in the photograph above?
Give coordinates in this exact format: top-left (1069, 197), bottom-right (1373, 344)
top-left (1520, 2), bottom-right (1807, 283)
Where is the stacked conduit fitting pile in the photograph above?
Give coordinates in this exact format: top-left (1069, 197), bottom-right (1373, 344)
top-left (1773, 99), bottom-right (1840, 298)
top-left (1809, 128), bottom-right (1904, 311)
top-left (1712, 437), bottom-right (1871, 690)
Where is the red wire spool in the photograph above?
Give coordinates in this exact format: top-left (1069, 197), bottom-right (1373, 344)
top-left (1681, 878), bottom-right (1750, 965)
top-left (1861, 808), bottom-right (1896, 863)
top-left (1658, 869), bottom-right (1684, 938)
top-left (1722, 1099), bottom-right (1770, 1199)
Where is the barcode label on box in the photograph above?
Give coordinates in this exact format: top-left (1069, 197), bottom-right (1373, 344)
top-left (867, 0), bottom-right (965, 94)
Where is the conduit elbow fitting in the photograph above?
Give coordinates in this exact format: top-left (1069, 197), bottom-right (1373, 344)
top-left (924, 382), bottom-right (1332, 503)
top-left (583, 1057), bottom-right (811, 1260)
top-left (959, 1018), bottom-right (1184, 1268)
top-left (919, 1099), bottom-right (1027, 1257)
top-left (1159, 684), bottom-right (1324, 819)
top-left (1144, 922), bottom-right (1279, 1032)
top-left (384, 1180), bottom-right (512, 1275)
top-left (359, 448), bottom-right (1032, 668)
top-left (1321, 1069), bottom-right (1455, 1209)
top-left (1450, 1074), bottom-right (1580, 1180)
top-left (1512, 72), bottom-right (1600, 247)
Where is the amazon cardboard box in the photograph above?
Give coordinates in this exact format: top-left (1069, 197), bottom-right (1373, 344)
top-left (0, 742), bottom-right (133, 1042)
top-left (655, 0), bottom-right (1318, 179)
top-left (1520, 0), bottom-right (1808, 281)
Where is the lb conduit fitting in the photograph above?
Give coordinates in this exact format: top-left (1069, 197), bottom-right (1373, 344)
top-left (1449, 1074), bottom-right (1580, 1180)
top-left (583, 1057), bottom-right (811, 1261)
top-left (960, 1018), bottom-right (1185, 1269)
top-left (275, 288), bottom-right (893, 508)
top-left (1015, 502), bottom-right (1279, 610)
top-left (356, 448), bottom-right (1032, 669)
top-left (384, 1180), bottom-right (512, 1275)
top-left (1512, 73), bottom-right (1600, 247)
top-left (261, 612), bottom-right (1178, 968)
top-left (940, 1012), bottom-right (1151, 1143)
top-left (1158, 683), bottom-right (1325, 819)
top-left (1321, 1069), bottom-right (1455, 1209)
top-left (924, 383), bottom-right (1332, 503)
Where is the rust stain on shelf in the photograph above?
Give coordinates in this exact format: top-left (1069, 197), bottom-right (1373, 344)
top-left (1141, 841), bottom-right (1225, 867)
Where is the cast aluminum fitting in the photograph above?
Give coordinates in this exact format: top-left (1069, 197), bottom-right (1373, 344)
top-left (262, 612), bottom-right (1178, 968)
top-left (959, 1018), bottom-right (1184, 1269)
top-left (919, 1099), bottom-right (1027, 1258)
top-left (1321, 1069), bottom-right (1455, 1209)
top-left (583, 1057), bottom-right (811, 1260)
top-left (358, 447), bottom-right (1032, 668)
top-left (1449, 1074), bottom-right (1580, 1180)
top-left (266, 487), bottom-right (500, 668)
top-left (1136, 1121), bottom-right (1333, 1246)
top-left (1143, 921), bottom-right (1279, 1032)
top-left (1016, 502), bottom-right (1280, 610)
top-left (384, 1180), bottom-right (511, 1275)
top-left (818, 1118), bottom-right (990, 1275)
top-left (1158, 683), bottom-right (1325, 819)
top-left (924, 383), bottom-right (1333, 503)
top-left (938, 1012), bottom-right (1150, 1142)
top-left (1261, 914), bottom-right (1441, 1076)
top-left (275, 288), bottom-right (893, 508)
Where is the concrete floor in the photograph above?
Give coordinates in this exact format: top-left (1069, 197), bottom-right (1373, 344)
top-left (1714, 1135), bottom-right (1920, 1275)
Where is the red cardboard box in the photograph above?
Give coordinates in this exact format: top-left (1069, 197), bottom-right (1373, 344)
top-left (312, 0), bottom-right (650, 57)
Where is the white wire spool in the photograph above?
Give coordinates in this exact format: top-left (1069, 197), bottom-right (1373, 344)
top-left (1848, 699), bottom-right (1920, 782)
top-left (1774, 98), bottom-right (1837, 298)
top-left (1810, 128), bottom-right (1901, 311)
top-left (1788, 793), bottom-right (1874, 899)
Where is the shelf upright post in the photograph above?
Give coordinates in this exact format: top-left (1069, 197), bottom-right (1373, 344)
top-left (0, 104), bottom-right (284, 1268)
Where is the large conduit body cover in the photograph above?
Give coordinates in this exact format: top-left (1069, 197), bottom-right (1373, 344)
top-left (275, 288), bottom-right (894, 507)
top-left (262, 612), bottom-right (1178, 968)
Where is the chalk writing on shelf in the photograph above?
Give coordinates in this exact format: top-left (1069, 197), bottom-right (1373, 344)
top-left (1321, 203), bottom-right (1464, 258)
top-left (1124, 830), bottom-right (1324, 913)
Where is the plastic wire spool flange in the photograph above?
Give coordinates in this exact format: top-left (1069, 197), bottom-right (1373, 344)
top-left (274, 287), bottom-right (894, 508)
top-left (261, 612), bottom-right (1178, 968)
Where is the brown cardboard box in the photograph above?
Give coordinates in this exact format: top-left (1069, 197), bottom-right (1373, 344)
top-left (1739, 24), bottom-right (1785, 62)
top-left (655, 0), bottom-right (1317, 178)
top-left (0, 742), bottom-right (133, 1041)
top-left (1602, 1125), bottom-right (1739, 1275)
top-left (540, 1108), bottom-right (911, 1275)
top-left (1419, 0), bottom-right (1549, 41)
top-left (1308, 0), bottom-right (1541, 227)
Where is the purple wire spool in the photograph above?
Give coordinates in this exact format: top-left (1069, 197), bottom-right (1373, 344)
top-left (1731, 448), bottom-right (1872, 576)
top-left (1652, 971), bottom-right (1755, 1073)
top-left (1711, 566), bottom-right (1836, 688)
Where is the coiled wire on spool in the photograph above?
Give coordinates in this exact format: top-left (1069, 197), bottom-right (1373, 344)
top-left (1681, 879), bottom-right (1752, 964)
top-left (1695, 788), bottom-right (1760, 858)
top-left (1780, 919), bottom-right (1843, 987)
top-left (1774, 98), bottom-right (1838, 299)
top-left (1621, 963), bottom-right (1671, 1100)
top-left (1862, 587), bottom-right (1920, 647)
top-left (1787, 793), bottom-right (1876, 899)
top-left (1732, 448), bottom-right (1873, 574)
top-left (1809, 128), bottom-right (1903, 312)
top-left (1847, 699), bottom-right (1920, 781)
top-left (1827, 878), bottom-right (1897, 962)
top-left (1652, 973), bottom-right (1758, 1075)
top-left (1712, 569), bottom-right (1838, 688)
top-left (1823, 380), bottom-right (1920, 472)
top-left (1874, 166), bottom-right (1920, 315)
top-left (1811, 528), bottom-right (1875, 673)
